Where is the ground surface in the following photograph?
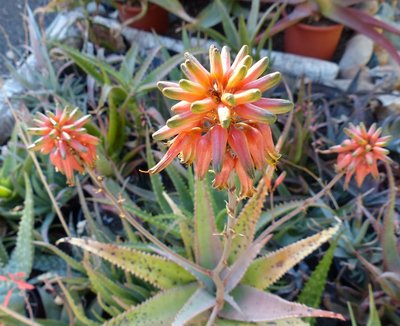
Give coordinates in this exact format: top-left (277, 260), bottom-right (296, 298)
top-left (0, 0), bottom-right (48, 75)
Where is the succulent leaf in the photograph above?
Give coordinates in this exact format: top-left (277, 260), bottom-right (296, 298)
top-left (59, 238), bottom-right (195, 289)
top-left (382, 165), bottom-right (400, 273)
top-left (219, 285), bottom-right (344, 322)
top-left (215, 317), bottom-right (310, 325)
top-left (173, 288), bottom-right (216, 325)
top-left (34, 241), bottom-right (85, 273)
top-left (105, 284), bottom-right (198, 326)
top-left (162, 192), bottom-right (194, 260)
top-left (256, 200), bottom-right (332, 233)
top-left (0, 240), bottom-right (8, 267)
top-left (367, 284), bottom-right (382, 326)
top-left (59, 281), bottom-right (101, 326)
top-left (166, 164), bottom-right (194, 212)
top-left (145, 134), bottom-right (172, 214)
top-left (298, 238), bottom-right (338, 311)
top-left (194, 178), bottom-right (223, 268)
top-left (224, 235), bottom-right (272, 293)
top-left (84, 260), bottom-right (137, 310)
top-left (230, 180), bottom-right (268, 262)
top-left (242, 223), bottom-right (340, 289)
top-left (1, 173), bottom-right (34, 275)
top-left (151, 247), bottom-right (213, 289)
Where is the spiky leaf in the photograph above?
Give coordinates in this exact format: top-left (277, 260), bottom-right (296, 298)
top-left (60, 44), bottom-right (127, 87)
top-left (59, 282), bottom-right (101, 326)
top-left (166, 165), bottom-right (193, 212)
top-left (219, 285), bottom-right (344, 322)
top-left (34, 241), bottom-right (85, 273)
top-left (298, 238), bottom-right (338, 310)
top-left (162, 192), bottom-right (193, 260)
top-left (146, 134), bottom-right (172, 214)
top-left (105, 284), bottom-right (197, 326)
top-left (173, 288), bottom-right (215, 325)
top-left (194, 178), bottom-right (222, 269)
top-left (59, 238), bottom-right (195, 289)
top-left (4, 173), bottom-right (34, 274)
top-left (224, 235), bottom-right (272, 293)
top-left (242, 223), bottom-right (340, 289)
top-left (84, 260), bottom-right (136, 310)
top-left (215, 318), bottom-right (309, 325)
top-left (230, 181), bottom-right (268, 262)
top-left (367, 284), bottom-right (381, 326)
top-left (0, 240), bottom-right (8, 267)
top-left (382, 165), bottom-right (400, 273)
top-left (256, 200), bottom-right (332, 233)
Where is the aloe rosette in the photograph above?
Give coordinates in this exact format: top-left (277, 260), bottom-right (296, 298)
top-left (61, 178), bottom-right (345, 325)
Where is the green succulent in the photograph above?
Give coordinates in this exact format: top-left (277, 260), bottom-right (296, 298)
top-left (60, 176), bottom-right (343, 325)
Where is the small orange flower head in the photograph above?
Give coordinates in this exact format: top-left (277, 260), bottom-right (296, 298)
top-left (329, 123), bottom-right (391, 188)
top-left (149, 45), bottom-right (293, 197)
top-left (28, 107), bottom-right (99, 185)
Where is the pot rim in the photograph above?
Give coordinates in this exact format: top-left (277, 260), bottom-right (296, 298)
top-left (116, 2), bottom-right (159, 11)
top-left (294, 22), bottom-right (343, 32)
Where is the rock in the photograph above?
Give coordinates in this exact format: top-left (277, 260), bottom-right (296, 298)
top-left (328, 79), bottom-right (374, 92)
top-left (86, 2), bottom-right (106, 16)
top-left (339, 34), bottom-right (374, 79)
top-left (369, 65), bottom-right (400, 91)
top-left (375, 93), bottom-right (400, 112)
top-left (0, 10), bottom-right (84, 144)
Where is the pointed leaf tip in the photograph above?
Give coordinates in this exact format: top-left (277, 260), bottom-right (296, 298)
top-left (243, 222), bottom-right (341, 289)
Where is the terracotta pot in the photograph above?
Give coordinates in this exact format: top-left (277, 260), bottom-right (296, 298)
top-left (284, 23), bottom-right (344, 61)
top-left (117, 3), bottom-right (169, 34)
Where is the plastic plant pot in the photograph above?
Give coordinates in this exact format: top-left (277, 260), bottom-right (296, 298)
top-left (117, 3), bottom-right (169, 34)
top-left (284, 22), bottom-right (344, 61)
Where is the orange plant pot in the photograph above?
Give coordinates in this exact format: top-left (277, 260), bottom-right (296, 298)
top-left (117, 3), bottom-right (169, 34)
top-left (284, 23), bottom-right (344, 61)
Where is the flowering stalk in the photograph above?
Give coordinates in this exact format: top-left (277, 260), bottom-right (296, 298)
top-left (207, 187), bottom-right (238, 326)
top-left (148, 45), bottom-right (293, 197)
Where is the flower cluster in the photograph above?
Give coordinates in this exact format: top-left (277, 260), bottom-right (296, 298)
top-left (0, 272), bottom-right (34, 307)
top-left (329, 123), bottom-right (391, 187)
top-left (28, 107), bottom-right (99, 185)
top-left (149, 45), bottom-right (293, 197)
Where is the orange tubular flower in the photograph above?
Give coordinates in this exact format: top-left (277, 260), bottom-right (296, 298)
top-left (149, 45), bottom-right (293, 197)
top-left (329, 123), bottom-right (392, 188)
top-left (28, 107), bottom-right (99, 185)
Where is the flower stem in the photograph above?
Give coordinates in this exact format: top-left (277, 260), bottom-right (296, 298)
top-left (207, 188), bottom-right (239, 326)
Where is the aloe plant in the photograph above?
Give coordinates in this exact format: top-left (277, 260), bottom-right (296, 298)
top-left (60, 175), bottom-right (344, 325)
top-left (0, 174), bottom-right (34, 316)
